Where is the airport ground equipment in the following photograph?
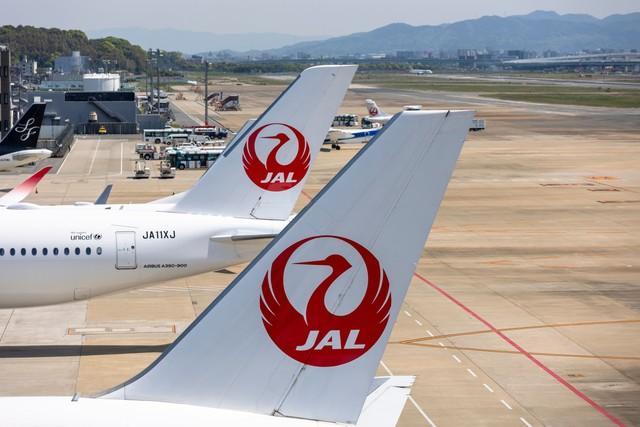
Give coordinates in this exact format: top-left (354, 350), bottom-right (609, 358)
top-left (159, 160), bottom-right (176, 179)
top-left (333, 114), bottom-right (359, 127)
top-left (0, 109), bottom-right (473, 426)
top-left (133, 160), bottom-right (151, 179)
top-left (470, 119), bottom-right (486, 131)
top-left (135, 143), bottom-right (159, 160)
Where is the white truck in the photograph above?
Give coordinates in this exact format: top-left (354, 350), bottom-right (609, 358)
top-left (135, 143), bottom-right (159, 161)
top-left (470, 119), bottom-right (486, 131)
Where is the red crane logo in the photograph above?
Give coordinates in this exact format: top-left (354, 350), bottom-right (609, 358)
top-left (242, 123), bottom-right (310, 191)
top-left (260, 235), bottom-right (391, 367)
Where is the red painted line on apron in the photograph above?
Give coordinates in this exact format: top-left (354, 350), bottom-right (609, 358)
top-left (413, 272), bottom-right (625, 427)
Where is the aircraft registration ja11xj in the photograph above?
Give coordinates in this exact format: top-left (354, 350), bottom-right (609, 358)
top-left (0, 65), bottom-right (356, 308)
top-left (0, 108), bottom-right (473, 427)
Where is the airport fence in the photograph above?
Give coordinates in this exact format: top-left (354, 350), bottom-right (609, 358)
top-left (38, 123), bottom-right (75, 158)
top-left (75, 122), bottom-right (138, 135)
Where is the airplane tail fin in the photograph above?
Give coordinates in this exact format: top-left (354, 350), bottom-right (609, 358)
top-left (171, 65), bottom-right (357, 220)
top-left (0, 103), bottom-right (46, 149)
top-left (0, 166), bottom-right (52, 206)
top-left (365, 98), bottom-right (385, 117)
top-left (102, 109), bottom-right (473, 424)
top-left (95, 184), bottom-right (113, 205)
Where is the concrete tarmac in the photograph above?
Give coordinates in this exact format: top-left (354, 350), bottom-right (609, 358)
top-left (0, 81), bottom-right (638, 426)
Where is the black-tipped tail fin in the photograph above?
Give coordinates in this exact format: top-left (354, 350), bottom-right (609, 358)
top-left (1, 103), bottom-right (46, 149)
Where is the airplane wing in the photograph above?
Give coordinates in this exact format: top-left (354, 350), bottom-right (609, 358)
top-left (95, 184), bottom-right (113, 205)
top-left (0, 166), bottom-right (52, 206)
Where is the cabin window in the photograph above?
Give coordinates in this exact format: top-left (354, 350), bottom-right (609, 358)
top-left (97, 247), bottom-right (102, 255)
top-left (43, 248), bottom-right (48, 256)
top-left (53, 248), bottom-right (59, 256)
top-left (31, 248), bottom-right (37, 256)
top-left (75, 247), bottom-right (81, 256)
top-left (10, 248), bottom-right (15, 256)
top-left (0, 248), bottom-right (3, 256)
top-left (64, 248), bottom-right (70, 256)
top-left (86, 247), bottom-right (91, 256)
top-left (20, 248), bottom-right (26, 256)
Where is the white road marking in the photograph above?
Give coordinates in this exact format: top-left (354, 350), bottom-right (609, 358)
top-left (467, 368), bottom-right (477, 378)
top-left (380, 361), bottom-right (437, 427)
top-left (408, 396), bottom-right (437, 427)
top-left (404, 310), bottom-right (412, 317)
top-left (452, 355), bottom-right (461, 363)
top-left (56, 138), bottom-right (78, 175)
top-left (483, 383), bottom-right (494, 393)
top-left (500, 399), bottom-right (513, 410)
top-left (120, 141), bottom-right (124, 175)
top-left (426, 330), bottom-right (434, 337)
top-left (415, 319), bottom-right (423, 326)
top-left (520, 417), bottom-right (533, 427)
top-left (87, 138), bottom-right (100, 175)
top-left (438, 342), bottom-right (445, 348)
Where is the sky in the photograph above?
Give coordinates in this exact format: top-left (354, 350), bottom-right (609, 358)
top-left (1, 0), bottom-right (639, 36)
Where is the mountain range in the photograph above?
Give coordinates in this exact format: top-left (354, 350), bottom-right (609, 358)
top-left (86, 28), bottom-right (324, 54)
top-left (261, 11), bottom-right (640, 57)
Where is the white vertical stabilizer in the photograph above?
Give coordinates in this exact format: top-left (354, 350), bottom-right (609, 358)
top-left (172, 65), bottom-right (357, 220)
top-left (103, 110), bottom-right (473, 424)
top-left (365, 99), bottom-right (386, 117)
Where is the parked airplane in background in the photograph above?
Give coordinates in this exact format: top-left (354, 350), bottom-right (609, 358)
top-left (365, 99), bottom-right (423, 125)
top-left (0, 65), bottom-right (357, 308)
top-left (0, 103), bottom-right (51, 171)
top-left (325, 127), bottom-right (381, 149)
top-left (365, 99), bottom-right (394, 124)
top-left (0, 166), bottom-right (52, 207)
top-left (0, 109), bottom-right (473, 427)
top-left (409, 68), bottom-right (433, 75)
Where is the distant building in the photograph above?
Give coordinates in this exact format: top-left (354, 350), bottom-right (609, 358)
top-left (506, 50), bottom-right (536, 60)
top-left (40, 73), bottom-right (84, 91)
top-left (54, 51), bottom-right (89, 74)
top-left (396, 51), bottom-right (432, 60)
top-left (83, 73), bottom-right (121, 92)
top-left (19, 56), bottom-right (37, 77)
top-left (27, 91), bottom-right (137, 133)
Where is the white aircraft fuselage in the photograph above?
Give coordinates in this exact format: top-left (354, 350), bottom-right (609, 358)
top-left (0, 205), bottom-right (283, 308)
top-left (0, 148), bottom-right (52, 170)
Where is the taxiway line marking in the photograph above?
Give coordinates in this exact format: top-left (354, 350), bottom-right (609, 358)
top-left (404, 310), bottom-right (412, 317)
top-left (467, 368), bottom-right (477, 378)
top-left (426, 330), bottom-right (434, 337)
top-left (415, 320), bottom-right (423, 326)
top-left (301, 190), bottom-right (313, 201)
top-left (452, 355), bottom-right (461, 364)
top-left (520, 417), bottom-right (533, 427)
top-left (380, 361), bottom-right (437, 427)
top-left (483, 383), bottom-right (494, 393)
top-left (500, 399), bottom-right (513, 410)
top-left (399, 318), bottom-right (640, 344)
top-left (413, 272), bottom-right (627, 427)
top-left (399, 342), bottom-right (640, 361)
top-left (87, 138), bottom-right (100, 175)
top-left (56, 138), bottom-right (78, 175)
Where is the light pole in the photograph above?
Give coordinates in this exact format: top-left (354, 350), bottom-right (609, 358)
top-left (147, 49), bottom-right (153, 113)
top-left (156, 49), bottom-right (161, 114)
top-left (204, 61), bottom-right (209, 126)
